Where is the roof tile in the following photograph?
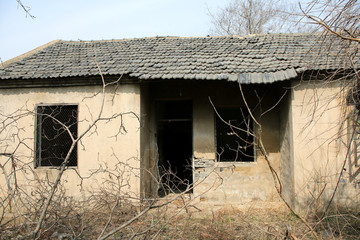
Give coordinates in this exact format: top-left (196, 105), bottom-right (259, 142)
top-left (0, 33), bottom-right (355, 84)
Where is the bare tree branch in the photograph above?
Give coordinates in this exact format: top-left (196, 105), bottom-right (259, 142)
top-left (15, 0), bottom-right (35, 18)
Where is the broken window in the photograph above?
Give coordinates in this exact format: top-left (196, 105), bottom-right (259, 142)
top-left (215, 108), bottom-right (254, 162)
top-left (35, 105), bottom-right (78, 167)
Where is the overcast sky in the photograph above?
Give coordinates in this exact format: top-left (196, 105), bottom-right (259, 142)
top-left (0, 0), bottom-right (228, 62)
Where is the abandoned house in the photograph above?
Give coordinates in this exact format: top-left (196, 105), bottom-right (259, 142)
top-left (0, 33), bottom-right (359, 209)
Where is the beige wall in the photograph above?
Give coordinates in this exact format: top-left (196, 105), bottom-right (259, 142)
top-left (290, 80), bottom-right (360, 209)
top-left (5, 78), bottom-right (355, 209)
top-left (0, 84), bottom-right (141, 203)
top-left (279, 83), bottom-right (295, 206)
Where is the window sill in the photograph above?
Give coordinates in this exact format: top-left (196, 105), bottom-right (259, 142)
top-left (215, 161), bottom-right (257, 168)
top-left (34, 166), bottom-right (78, 170)
top-left (193, 158), bottom-right (257, 169)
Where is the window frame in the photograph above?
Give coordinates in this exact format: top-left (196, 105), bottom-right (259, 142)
top-left (35, 104), bottom-right (78, 168)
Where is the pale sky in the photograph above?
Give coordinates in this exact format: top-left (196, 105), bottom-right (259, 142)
top-left (0, 0), bottom-right (228, 62)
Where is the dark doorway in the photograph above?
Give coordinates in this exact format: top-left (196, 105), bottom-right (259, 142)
top-left (156, 100), bottom-right (193, 195)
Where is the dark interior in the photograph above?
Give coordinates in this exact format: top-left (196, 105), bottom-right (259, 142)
top-left (156, 100), bottom-right (193, 195)
top-left (36, 105), bottom-right (78, 167)
top-left (216, 108), bottom-right (254, 162)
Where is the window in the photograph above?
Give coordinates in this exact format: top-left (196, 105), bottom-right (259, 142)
top-left (215, 108), bottom-right (254, 162)
top-left (35, 105), bottom-right (78, 167)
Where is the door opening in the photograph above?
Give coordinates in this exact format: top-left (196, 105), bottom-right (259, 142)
top-left (156, 100), bottom-right (193, 195)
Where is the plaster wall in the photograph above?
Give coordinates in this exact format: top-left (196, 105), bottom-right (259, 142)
top-left (0, 84), bottom-right (141, 203)
top-left (291, 80), bottom-right (360, 209)
top-left (279, 85), bottom-right (295, 206)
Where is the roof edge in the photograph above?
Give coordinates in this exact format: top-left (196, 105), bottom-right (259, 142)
top-left (1, 39), bottom-right (61, 69)
top-left (236, 68), bottom-right (298, 84)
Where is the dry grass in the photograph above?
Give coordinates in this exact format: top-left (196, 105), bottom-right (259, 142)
top-left (154, 205), bottom-right (305, 240)
top-left (148, 203), bottom-right (360, 240)
top-left (1, 201), bottom-right (359, 239)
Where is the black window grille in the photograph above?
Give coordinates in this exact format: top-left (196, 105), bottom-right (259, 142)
top-left (35, 105), bottom-right (78, 167)
top-left (215, 108), bottom-right (255, 162)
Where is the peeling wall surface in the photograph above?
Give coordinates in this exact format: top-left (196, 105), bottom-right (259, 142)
top-left (0, 83), bottom-right (141, 201)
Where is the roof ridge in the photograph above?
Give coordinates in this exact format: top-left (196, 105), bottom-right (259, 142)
top-left (59, 33), bottom-right (317, 44)
top-left (60, 35), bottom-right (247, 44)
top-left (1, 39), bottom-right (61, 69)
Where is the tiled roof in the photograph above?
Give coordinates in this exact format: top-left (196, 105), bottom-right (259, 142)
top-left (0, 33), bottom-right (353, 84)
